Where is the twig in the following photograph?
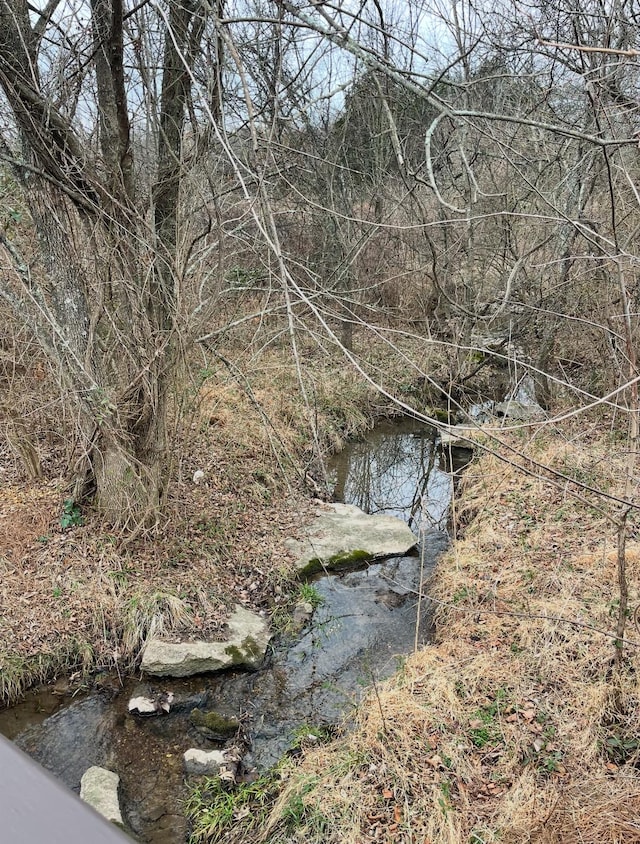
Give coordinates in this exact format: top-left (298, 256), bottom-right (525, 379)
top-left (536, 38), bottom-right (640, 58)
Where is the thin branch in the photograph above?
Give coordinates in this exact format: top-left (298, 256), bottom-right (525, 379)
top-left (537, 38), bottom-right (640, 58)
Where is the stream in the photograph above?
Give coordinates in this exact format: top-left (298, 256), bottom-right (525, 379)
top-left (0, 418), bottom-right (471, 843)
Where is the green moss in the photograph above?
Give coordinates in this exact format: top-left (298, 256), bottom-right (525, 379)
top-left (298, 548), bottom-right (372, 578)
top-left (223, 635), bottom-right (264, 666)
top-left (190, 708), bottom-right (239, 739)
top-left (426, 405), bottom-right (451, 423)
top-left (239, 635), bottom-right (262, 661)
top-left (223, 644), bottom-right (244, 664)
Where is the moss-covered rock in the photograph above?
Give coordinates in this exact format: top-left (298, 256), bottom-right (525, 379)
top-left (287, 503), bottom-right (417, 576)
top-left (297, 548), bottom-right (372, 577)
top-left (141, 605), bottom-right (271, 677)
top-left (190, 708), bottom-right (239, 740)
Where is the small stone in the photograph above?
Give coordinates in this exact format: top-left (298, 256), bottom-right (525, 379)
top-left (292, 601), bottom-right (314, 628)
top-left (190, 708), bottom-right (239, 740)
top-left (193, 470), bottom-right (205, 484)
top-left (128, 690), bottom-right (174, 716)
top-left (80, 766), bottom-right (124, 827)
top-left (183, 748), bottom-right (227, 775)
top-left (128, 696), bottom-right (158, 716)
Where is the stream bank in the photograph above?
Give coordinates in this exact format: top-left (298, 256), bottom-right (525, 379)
top-left (0, 418), bottom-right (471, 842)
top-left (249, 427), bottom-right (640, 844)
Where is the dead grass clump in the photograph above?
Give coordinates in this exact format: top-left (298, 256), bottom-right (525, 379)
top-left (535, 783), bottom-right (640, 843)
top-left (253, 427), bottom-right (640, 844)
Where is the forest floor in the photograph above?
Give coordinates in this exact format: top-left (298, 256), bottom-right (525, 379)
top-left (188, 422), bottom-right (640, 844)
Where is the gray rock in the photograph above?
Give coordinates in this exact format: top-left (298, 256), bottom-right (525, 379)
top-left (287, 503), bottom-right (417, 576)
top-left (128, 696), bottom-right (157, 716)
top-left (141, 605), bottom-right (271, 678)
top-left (183, 748), bottom-right (227, 775)
top-left (493, 400), bottom-right (544, 421)
top-left (439, 427), bottom-right (475, 449)
top-left (292, 601), bottom-right (314, 628)
top-left (184, 747), bottom-right (243, 781)
top-left (80, 766), bottom-right (124, 827)
top-left (468, 382), bottom-right (545, 425)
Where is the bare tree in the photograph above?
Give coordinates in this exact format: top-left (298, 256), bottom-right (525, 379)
top-left (0, 0), bottom-right (210, 526)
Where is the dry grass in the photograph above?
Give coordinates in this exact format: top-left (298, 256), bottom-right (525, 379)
top-left (255, 428), bottom-right (640, 844)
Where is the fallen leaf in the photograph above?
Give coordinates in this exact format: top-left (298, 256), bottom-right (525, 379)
top-left (382, 788), bottom-right (394, 799)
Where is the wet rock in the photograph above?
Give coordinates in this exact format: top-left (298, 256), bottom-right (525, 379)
top-left (80, 766), bottom-right (124, 827)
top-left (184, 746), bottom-right (243, 780)
top-left (183, 748), bottom-right (227, 775)
top-left (128, 696), bottom-right (158, 716)
top-left (190, 708), bottom-right (239, 740)
top-left (493, 399), bottom-right (544, 421)
top-left (375, 589), bottom-right (407, 609)
top-left (15, 695), bottom-right (114, 791)
top-left (439, 427), bottom-right (475, 449)
top-left (167, 688), bottom-right (210, 713)
top-left (128, 689), bottom-right (174, 716)
top-left (287, 503), bottom-right (417, 576)
top-left (469, 376), bottom-right (545, 424)
top-left (292, 601), bottom-right (314, 629)
top-left (141, 605), bottom-right (271, 677)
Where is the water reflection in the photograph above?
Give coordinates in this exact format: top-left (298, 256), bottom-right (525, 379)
top-left (328, 418), bottom-right (469, 534)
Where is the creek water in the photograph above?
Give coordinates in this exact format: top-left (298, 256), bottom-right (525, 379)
top-left (0, 418), bottom-right (470, 843)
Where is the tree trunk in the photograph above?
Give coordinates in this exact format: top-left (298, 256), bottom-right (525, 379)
top-left (0, 0), bottom-right (202, 528)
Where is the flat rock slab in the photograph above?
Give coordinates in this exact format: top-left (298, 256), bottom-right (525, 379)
top-left (80, 766), bottom-right (124, 828)
top-left (494, 399), bottom-right (545, 421)
top-left (287, 502), bottom-right (417, 576)
top-left (141, 605), bottom-right (271, 678)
